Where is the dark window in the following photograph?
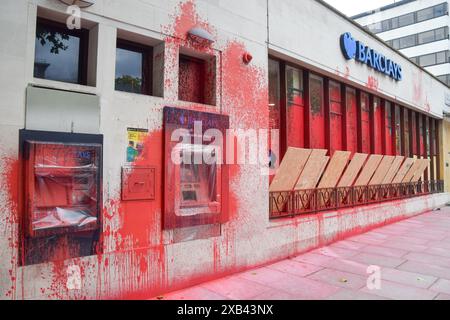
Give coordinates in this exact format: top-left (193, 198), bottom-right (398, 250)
top-left (34, 18), bottom-right (88, 85)
top-left (115, 39), bottom-right (153, 95)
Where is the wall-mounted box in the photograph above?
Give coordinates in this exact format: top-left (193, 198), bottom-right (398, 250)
top-left (121, 166), bottom-right (156, 201)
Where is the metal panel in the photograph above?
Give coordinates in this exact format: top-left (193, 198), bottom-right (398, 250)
top-left (26, 86), bottom-right (100, 134)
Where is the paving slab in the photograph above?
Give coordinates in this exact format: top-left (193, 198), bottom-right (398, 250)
top-left (154, 208), bottom-right (450, 300)
top-left (429, 279), bottom-right (450, 295)
top-left (307, 268), bottom-right (367, 290)
top-left (360, 279), bottom-right (439, 300)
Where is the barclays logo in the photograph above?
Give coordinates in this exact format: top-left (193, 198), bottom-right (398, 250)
top-left (340, 32), bottom-right (402, 81)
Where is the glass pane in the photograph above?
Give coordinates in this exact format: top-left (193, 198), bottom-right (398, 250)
top-left (395, 105), bottom-right (402, 155)
top-left (417, 7), bottom-right (434, 22)
top-left (369, 23), bottom-right (382, 33)
top-left (286, 66), bottom-right (303, 106)
top-left (34, 23), bottom-right (81, 84)
top-left (310, 75), bottom-right (323, 116)
top-left (418, 30), bottom-right (435, 44)
top-left (434, 3), bottom-right (447, 17)
top-left (404, 110), bottom-right (410, 156)
top-left (399, 35), bottom-right (416, 48)
top-left (436, 51), bottom-right (446, 64)
top-left (391, 39), bottom-right (399, 49)
top-left (434, 27), bottom-right (447, 41)
top-left (268, 59), bottom-right (280, 130)
top-left (115, 47), bottom-right (143, 94)
top-left (382, 20), bottom-right (390, 32)
top-left (419, 53), bottom-right (436, 67)
top-left (391, 17), bottom-right (399, 29)
top-left (398, 13), bottom-right (414, 27)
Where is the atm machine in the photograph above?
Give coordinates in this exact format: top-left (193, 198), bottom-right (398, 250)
top-left (20, 130), bottom-right (102, 265)
top-left (163, 107), bottom-right (229, 229)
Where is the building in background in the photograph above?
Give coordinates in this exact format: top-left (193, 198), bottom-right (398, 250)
top-left (353, 0), bottom-right (450, 86)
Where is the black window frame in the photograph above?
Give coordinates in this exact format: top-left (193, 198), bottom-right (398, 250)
top-left (115, 38), bottom-right (153, 96)
top-left (34, 17), bottom-right (89, 85)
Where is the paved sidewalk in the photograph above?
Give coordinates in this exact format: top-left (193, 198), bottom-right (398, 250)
top-left (156, 207), bottom-right (450, 300)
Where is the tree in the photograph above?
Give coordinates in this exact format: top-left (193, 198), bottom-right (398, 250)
top-left (36, 25), bottom-right (70, 54)
top-left (115, 75), bottom-right (143, 93)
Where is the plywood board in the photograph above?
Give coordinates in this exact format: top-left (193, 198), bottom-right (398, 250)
top-left (382, 156), bottom-right (405, 184)
top-left (337, 153), bottom-right (368, 187)
top-left (402, 159), bottom-right (424, 183)
top-left (295, 149), bottom-right (329, 190)
top-left (369, 156), bottom-right (395, 185)
top-left (317, 151), bottom-right (351, 189)
top-left (269, 148), bottom-right (313, 192)
top-left (354, 155), bottom-right (383, 186)
top-left (392, 158), bottom-right (415, 184)
top-left (411, 159), bottom-right (431, 182)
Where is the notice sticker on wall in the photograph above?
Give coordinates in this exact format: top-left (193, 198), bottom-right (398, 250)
top-left (126, 128), bottom-right (148, 163)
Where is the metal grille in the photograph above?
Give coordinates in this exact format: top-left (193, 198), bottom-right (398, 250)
top-left (269, 180), bottom-right (445, 219)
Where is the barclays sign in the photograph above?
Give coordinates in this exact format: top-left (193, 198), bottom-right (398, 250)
top-left (340, 32), bottom-right (402, 81)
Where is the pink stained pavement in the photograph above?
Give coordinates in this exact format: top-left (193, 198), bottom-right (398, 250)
top-left (155, 207), bottom-right (450, 300)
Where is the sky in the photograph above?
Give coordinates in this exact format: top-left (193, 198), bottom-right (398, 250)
top-left (323, 0), bottom-right (399, 16)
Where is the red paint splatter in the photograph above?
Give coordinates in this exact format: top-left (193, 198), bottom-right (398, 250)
top-left (367, 76), bottom-right (379, 92)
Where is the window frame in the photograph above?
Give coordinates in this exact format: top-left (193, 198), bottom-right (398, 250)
top-left (364, 3), bottom-right (448, 34)
top-left (35, 17), bottom-right (89, 85)
top-left (115, 38), bottom-right (153, 96)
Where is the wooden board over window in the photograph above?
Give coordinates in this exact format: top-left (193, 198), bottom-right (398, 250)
top-left (402, 159), bottom-right (424, 183)
top-left (382, 156), bottom-right (405, 184)
top-left (411, 159), bottom-right (431, 182)
top-left (354, 155), bottom-right (383, 186)
top-left (269, 148), bottom-right (312, 192)
top-left (295, 149), bottom-right (329, 190)
top-left (337, 153), bottom-right (368, 187)
top-left (369, 156), bottom-right (395, 185)
top-left (392, 158), bottom-right (415, 183)
top-left (318, 151), bottom-right (351, 189)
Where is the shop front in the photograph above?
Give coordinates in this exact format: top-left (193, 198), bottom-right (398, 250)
top-left (0, 0), bottom-right (449, 300)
